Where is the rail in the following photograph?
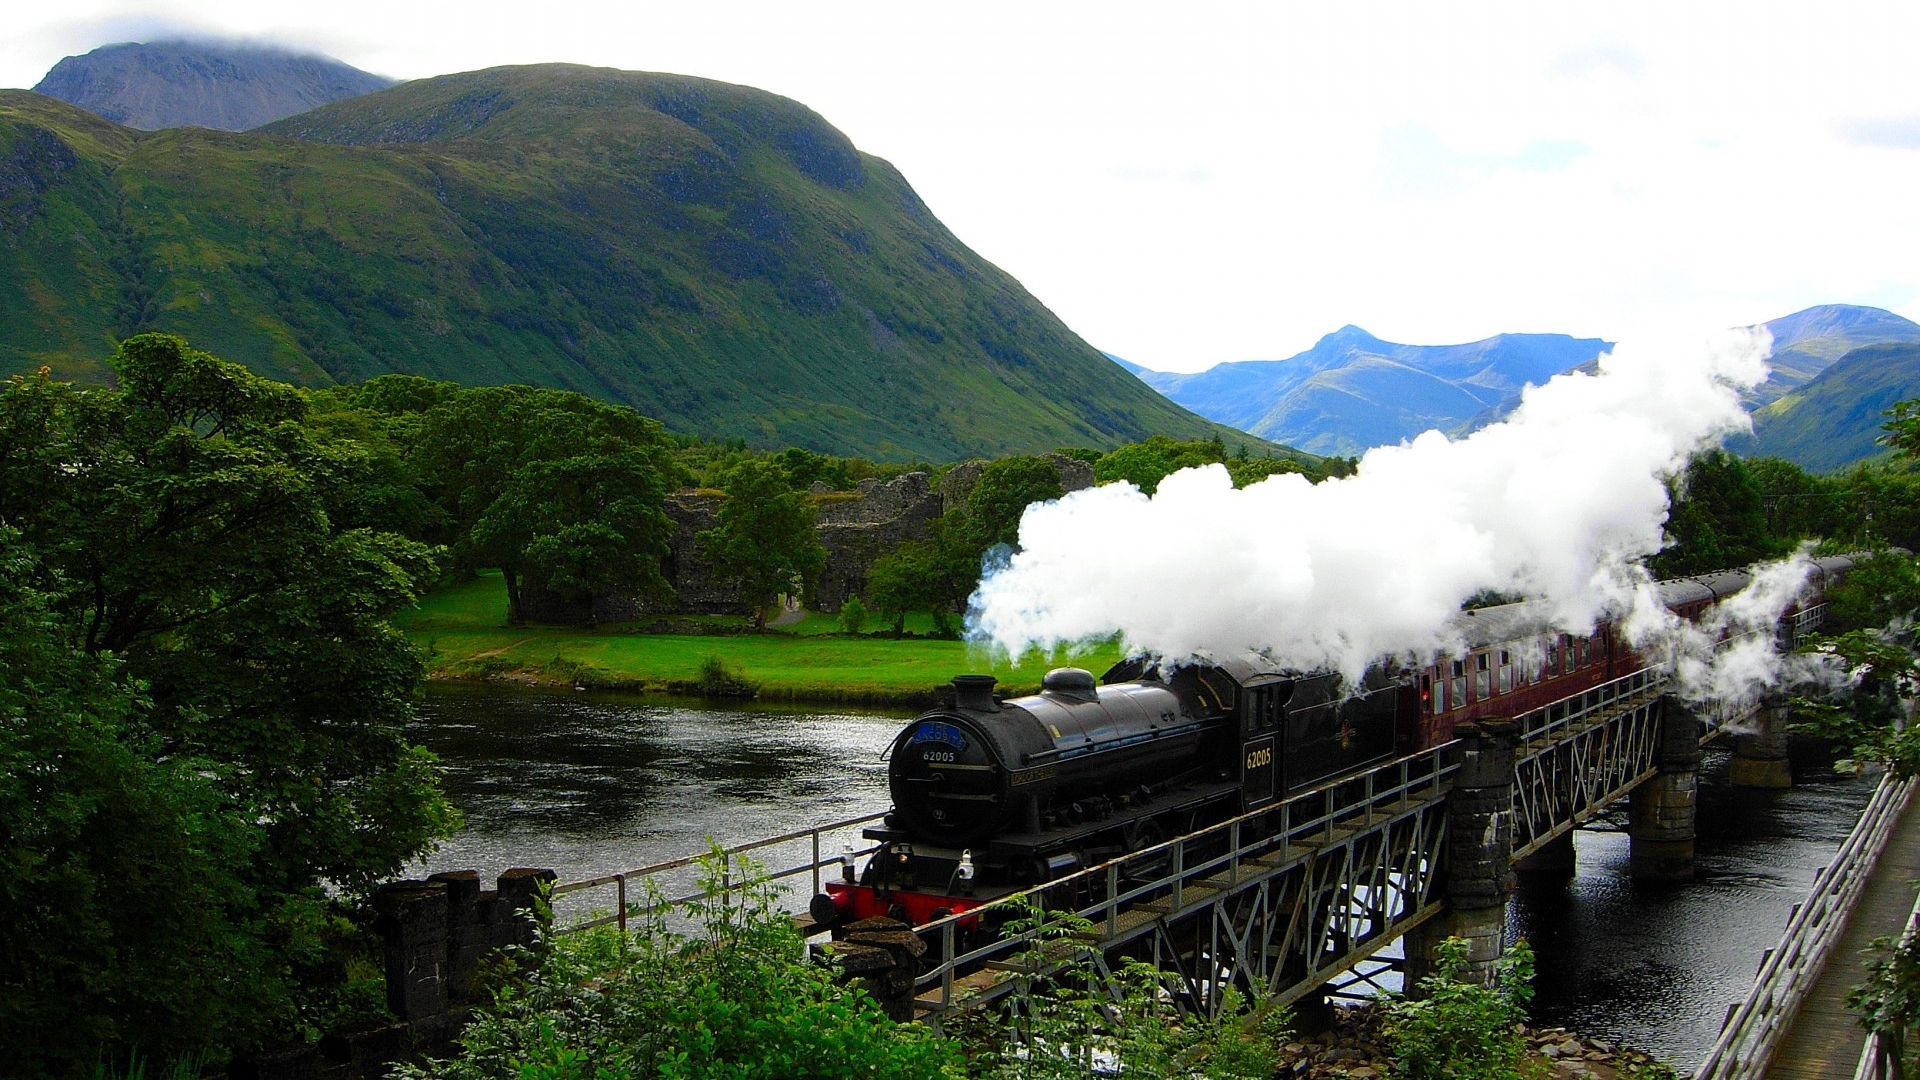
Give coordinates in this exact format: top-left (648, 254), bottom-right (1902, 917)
top-left (1696, 771), bottom-right (1918, 1080)
top-left (551, 809), bottom-right (889, 933)
top-left (1852, 871), bottom-right (1920, 1080)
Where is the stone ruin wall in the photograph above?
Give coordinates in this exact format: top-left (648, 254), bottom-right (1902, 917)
top-left (519, 455), bottom-right (1094, 622)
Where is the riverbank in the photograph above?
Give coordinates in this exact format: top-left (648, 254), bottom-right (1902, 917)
top-left (397, 572), bottom-right (1122, 705)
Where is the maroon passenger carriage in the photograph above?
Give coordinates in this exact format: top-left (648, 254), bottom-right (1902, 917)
top-left (810, 555), bottom-right (1857, 933)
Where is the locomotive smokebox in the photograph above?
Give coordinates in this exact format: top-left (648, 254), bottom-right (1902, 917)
top-left (952, 675), bottom-right (999, 711)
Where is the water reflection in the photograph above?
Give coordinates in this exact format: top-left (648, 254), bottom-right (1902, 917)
top-left (1512, 742), bottom-right (1875, 1070)
top-left (407, 683), bottom-right (906, 886)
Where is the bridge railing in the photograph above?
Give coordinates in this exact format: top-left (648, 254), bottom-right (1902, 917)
top-left (550, 809), bottom-right (889, 933)
top-left (908, 742), bottom-right (1459, 1018)
top-left (1853, 881), bottom-right (1920, 1080)
top-left (1696, 770), bottom-right (1917, 1080)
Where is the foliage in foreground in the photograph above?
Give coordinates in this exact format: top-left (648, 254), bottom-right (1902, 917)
top-left (958, 901), bottom-right (1286, 1080)
top-left (1385, 937), bottom-right (1536, 1080)
top-left (400, 852), bottom-right (963, 1080)
top-left (0, 337), bottom-right (459, 1068)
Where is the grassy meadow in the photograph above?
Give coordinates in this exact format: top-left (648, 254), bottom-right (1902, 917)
top-left (399, 571), bottom-right (1124, 704)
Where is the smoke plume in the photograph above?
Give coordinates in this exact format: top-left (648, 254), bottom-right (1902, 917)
top-left (968, 327), bottom-right (1790, 691)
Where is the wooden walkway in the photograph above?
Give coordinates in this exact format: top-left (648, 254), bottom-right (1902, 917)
top-left (1766, 788), bottom-right (1920, 1079)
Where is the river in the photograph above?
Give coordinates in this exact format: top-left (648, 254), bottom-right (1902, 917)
top-left (407, 684), bottom-right (1878, 1071)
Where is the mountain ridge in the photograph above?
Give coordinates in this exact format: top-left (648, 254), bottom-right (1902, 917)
top-left (0, 63), bottom-right (1268, 462)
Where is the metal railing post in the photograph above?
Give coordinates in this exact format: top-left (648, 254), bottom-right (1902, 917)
top-left (616, 873), bottom-right (627, 932)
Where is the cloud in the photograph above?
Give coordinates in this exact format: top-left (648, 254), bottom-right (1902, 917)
top-left (1553, 39), bottom-right (1647, 78)
top-left (1840, 116), bottom-right (1920, 150)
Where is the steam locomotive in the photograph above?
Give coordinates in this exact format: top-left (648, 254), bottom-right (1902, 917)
top-left (809, 555), bottom-right (1857, 931)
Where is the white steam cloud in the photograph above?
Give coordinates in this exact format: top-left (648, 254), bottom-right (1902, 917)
top-left (969, 327), bottom-right (1796, 696)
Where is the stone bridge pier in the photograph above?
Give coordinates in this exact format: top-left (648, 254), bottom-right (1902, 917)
top-left (1730, 692), bottom-right (1794, 789)
top-left (1406, 720), bottom-right (1518, 987)
top-left (1630, 698), bottom-right (1703, 881)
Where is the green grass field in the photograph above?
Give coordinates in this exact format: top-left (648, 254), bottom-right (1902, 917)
top-left (399, 572), bottom-right (1124, 704)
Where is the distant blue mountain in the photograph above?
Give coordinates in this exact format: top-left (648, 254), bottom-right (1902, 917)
top-left (1122, 326), bottom-right (1611, 456)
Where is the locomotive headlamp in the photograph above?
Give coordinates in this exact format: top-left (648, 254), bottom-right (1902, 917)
top-left (956, 848), bottom-right (976, 896)
top-left (840, 841), bottom-right (857, 882)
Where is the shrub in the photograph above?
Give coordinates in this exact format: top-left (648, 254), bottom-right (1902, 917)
top-left (838, 596), bottom-right (869, 635)
top-left (1385, 937), bottom-right (1535, 1080)
top-left (695, 655), bottom-right (760, 698)
top-left (396, 850), bottom-right (962, 1080)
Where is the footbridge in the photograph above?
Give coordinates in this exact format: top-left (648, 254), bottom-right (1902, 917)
top-left (552, 654), bottom-right (1819, 1031)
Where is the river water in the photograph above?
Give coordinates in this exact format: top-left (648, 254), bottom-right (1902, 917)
top-left (408, 684), bottom-right (1878, 1072)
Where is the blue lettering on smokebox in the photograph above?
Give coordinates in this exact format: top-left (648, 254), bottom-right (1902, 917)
top-left (908, 722), bottom-right (969, 750)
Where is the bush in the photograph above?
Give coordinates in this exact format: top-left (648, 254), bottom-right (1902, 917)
top-left (396, 850), bottom-right (962, 1080)
top-left (965, 900), bottom-right (1285, 1079)
top-left (838, 596), bottom-right (868, 635)
top-left (1386, 937), bottom-right (1535, 1080)
top-left (694, 655), bottom-right (760, 698)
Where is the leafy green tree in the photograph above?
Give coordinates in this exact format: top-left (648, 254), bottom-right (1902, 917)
top-left (699, 458), bottom-right (827, 629)
top-left (867, 538), bottom-right (943, 636)
top-left (1095, 435), bottom-right (1226, 494)
top-left (0, 530), bottom-right (270, 1072)
top-left (398, 383), bottom-right (682, 622)
top-left (958, 454), bottom-right (1065, 549)
top-left (471, 449), bottom-right (676, 623)
top-left (0, 336), bottom-right (460, 1056)
top-left (1651, 449), bottom-right (1785, 577)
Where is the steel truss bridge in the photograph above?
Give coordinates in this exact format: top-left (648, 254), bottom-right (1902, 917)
top-left (555, 661), bottom-right (1696, 1028)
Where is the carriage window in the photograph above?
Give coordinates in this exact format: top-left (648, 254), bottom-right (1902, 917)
top-left (1474, 652), bottom-right (1492, 699)
top-left (1450, 659), bottom-right (1466, 710)
top-left (1498, 649), bottom-right (1514, 692)
top-left (1423, 673), bottom-right (1440, 714)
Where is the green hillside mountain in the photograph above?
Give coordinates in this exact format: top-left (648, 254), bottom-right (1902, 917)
top-left (1748, 304), bottom-right (1920, 408)
top-left (33, 40), bottom-right (393, 132)
top-left (1744, 342), bottom-right (1920, 472)
top-left (1128, 326), bottom-right (1610, 456)
top-left (0, 64), bottom-right (1260, 461)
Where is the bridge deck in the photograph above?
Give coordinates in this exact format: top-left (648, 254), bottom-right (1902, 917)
top-left (1766, 786), bottom-right (1920, 1080)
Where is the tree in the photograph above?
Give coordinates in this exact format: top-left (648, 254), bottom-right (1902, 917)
top-left (957, 454), bottom-right (1065, 550)
top-left (400, 383), bottom-right (683, 623)
top-left (699, 458), bottom-right (827, 629)
top-left (0, 530), bottom-right (270, 1071)
top-left (0, 337), bottom-right (460, 1055)
top-left (471, 449), bottom-right (677, 623)
top-left (1651, 449), bottom-right (1784, 577)
top-left (867, 539), bottom-right (943, 636)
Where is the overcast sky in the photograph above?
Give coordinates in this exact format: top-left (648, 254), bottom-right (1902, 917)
top-left (6, 1), bottom-right (1919, 373)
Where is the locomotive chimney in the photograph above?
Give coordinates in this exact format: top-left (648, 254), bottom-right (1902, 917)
top-left (951, 675), bottom-right (999, 711)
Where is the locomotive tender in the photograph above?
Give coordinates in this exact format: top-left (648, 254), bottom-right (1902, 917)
top-left (811, 555), bottom-right (1856, 930)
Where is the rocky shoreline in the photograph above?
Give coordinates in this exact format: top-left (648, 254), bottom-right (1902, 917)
top-left (1277, 1004), bottom-right (1682, 1080)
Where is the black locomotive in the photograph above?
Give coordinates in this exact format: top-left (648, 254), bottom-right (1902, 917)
top-left (813, 658), bottom-right (1406, 927)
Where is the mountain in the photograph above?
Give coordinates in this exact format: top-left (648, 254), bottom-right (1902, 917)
top-left (0, 64), bottom-right (1266, 461)
top-left (1743, 342), bottom-right (1920, 472)
top-left (1127, 326), bottom-right (1611, 456)
top-left (1747, 304), bottom-right (1920, 408)
top-left (32, 40), bottom-right (393, 132)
